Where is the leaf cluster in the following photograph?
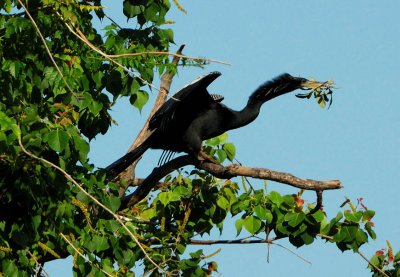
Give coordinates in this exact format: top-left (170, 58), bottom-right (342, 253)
top-left (369, 241), bottom-right (400, 276)
top-left (0, 0), bottom-right (175, 275)
top-left (296, 78), bottom-right (335, 108)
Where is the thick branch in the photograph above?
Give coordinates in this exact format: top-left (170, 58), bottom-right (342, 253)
top-left (190, 238), bottom-right (276, 245)
top-left (201, 163), bottom-right (342, 191)
top-left (122, 155), bottom-right (342, 208)
top-left (122, 156), bottom-right (191, 207)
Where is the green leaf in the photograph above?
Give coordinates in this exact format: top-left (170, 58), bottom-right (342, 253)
top-left (92, 71), bottom-right (104, 89)
top-left (158, 28), bottom-right (174, 43)
top-left (285, 212), bottom-right (306, 227)
top-left (72, 136), bottom-right (90, 162)
top-left (140, 208), bottom-right (156, 220)
top-left (311, 210), bottom-right (325, 222)
top-left (355, 229), bottom-right (368, 245)
top-left (176, 244), bottom-right (186, 254)
top-left (9, 61), bottom-right (16, 78)
top-left (123, 1), bottom-right (143, 18)
top-left (335, 226), bottom-right (357, 243)
top-left (269, 191), bottom-right (283, 207)
top-left (276, 223), bottom-right (290, 236)
top-left (204, 133), bottom-right (229, 147)
top-left (92, 235), bottom-right (110, 252)
top-left (32, 215), bottom-right (41, 231)
top-left (254, 205), bottom-right (273, 223)
top-left (365, 222), bottom-right (376, 240)
top-left (10, 123), bottom-right (21, 138)
top-left (106, 196), bottom-right (121, 213)
top-left (333, 212), bottom-right (343, 222)
top-left (88, 100), bottom-right (103, 116)
top-left (172, 185), bottom-right (190, 198)
top-left (235, 218), bottom-right (244, 236)
top-left (368, 255), bottom-right (381, 270)
top-left (344, 211), bottom-right (362, 222)
top-left (243, 216), bottom-right (262, 235)
top-left (190, 249), bottom-right (203, 259)
top-left (130, 90), bottom-right (149, 112)
top-left (4, 0), bottom-right (12, 13)
top-left (216, 149), bottom-right (227, 163)
top-left (362, 209), bottom-right (375, 221)
top-left (158, 191), bottom-right (170, 206)
top-left (217, 196), bottom-right (229, 210)
top-left (47, 129), bottom-right (69, 152)
top-left (43, 66), bottom-right (59, 88)
top-left (300, 232), bottom-right (314, 245)
top-left (318, 96), bottom-right (326, 108)
top-left (394, 250), bottom-right (400, 262)
top-left (222, 143), bottom-right (236, 161)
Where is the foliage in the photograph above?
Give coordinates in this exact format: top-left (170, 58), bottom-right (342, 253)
top-left (295, 78), bottom-right (335, 108)
top-left (0, 1), bottom-right (397, 276)
top-left (369, 241), bottom-right (400, 276)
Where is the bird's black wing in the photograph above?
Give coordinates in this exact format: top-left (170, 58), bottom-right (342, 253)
top-left (149, 71), bottom-right (222, 132)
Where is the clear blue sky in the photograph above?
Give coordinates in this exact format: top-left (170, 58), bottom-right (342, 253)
top-left (46, 1), bottom-right (400, 276)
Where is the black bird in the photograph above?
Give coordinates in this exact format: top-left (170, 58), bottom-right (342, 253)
top-left (106, 72), bottom-right (320, 176)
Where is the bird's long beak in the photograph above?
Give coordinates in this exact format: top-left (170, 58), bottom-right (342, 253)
top-left (300, 79), bottom-right (333, 90)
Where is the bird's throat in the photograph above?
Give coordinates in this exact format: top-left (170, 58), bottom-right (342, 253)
top-left (230, 101), bottom-right (262, 130)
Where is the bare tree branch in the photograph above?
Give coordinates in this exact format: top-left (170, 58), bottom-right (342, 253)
top-left (200, 163), bottom-right (342, 191)
top-left (122, 155), bottom-right (342, 208)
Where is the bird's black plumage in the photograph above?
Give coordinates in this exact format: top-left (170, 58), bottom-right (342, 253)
top-left (106, 72), bottom-right (311, 177)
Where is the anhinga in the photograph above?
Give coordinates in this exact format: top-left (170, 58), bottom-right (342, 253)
top-left (106, 72), bottom-right (319, 176)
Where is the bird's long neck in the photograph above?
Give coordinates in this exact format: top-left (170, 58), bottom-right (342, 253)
top-left (229, 99), bottom-right (263, 130)
top-left (229, 74), bottom-right (302, 130)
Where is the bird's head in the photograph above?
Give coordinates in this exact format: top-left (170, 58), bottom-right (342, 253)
top-left (250, 73), bottom-right (329, 103)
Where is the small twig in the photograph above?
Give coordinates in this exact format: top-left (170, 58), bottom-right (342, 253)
top-left (62, 20), bottom-right (228, 93)
top-left (60, 233), bottom-right (116, 277)
top-left (317, 234), bottom-right (333, 240)
top-left (357, 250), bottom-right (389, 277)
top-left (27, 251), bottom-right (50, 277)
top-left (273, 242), bottom-right (312, 265)
top-left (190, 238), bottom-right (311, 265)
top-left (202, 248), bottom-right (221, 259)
top-left (107, 52), bottom-right (230, 66)
top-left (62, 21), bottom-right (158, 91)
top-left (190, 238), bottom-right (278, 245)
top-left (104, 14), bottom-right (123, 29)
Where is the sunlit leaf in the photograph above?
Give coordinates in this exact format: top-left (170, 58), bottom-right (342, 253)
top-left (243, 216), bottom-right (262, 235)
top-left (47, 129), bottom-right (69, 152)
top-left (222, 143), bottom-right (236, 161)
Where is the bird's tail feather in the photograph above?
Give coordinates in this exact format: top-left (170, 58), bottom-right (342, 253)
top-left (105, 141), bottom-right (150, 178)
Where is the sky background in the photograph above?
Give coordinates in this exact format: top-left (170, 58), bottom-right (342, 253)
top-left (45, 1), bottom-right (400, 276)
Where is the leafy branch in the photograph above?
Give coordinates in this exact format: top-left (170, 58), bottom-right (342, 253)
top-left (16, 132), bottom-right (168, 275)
